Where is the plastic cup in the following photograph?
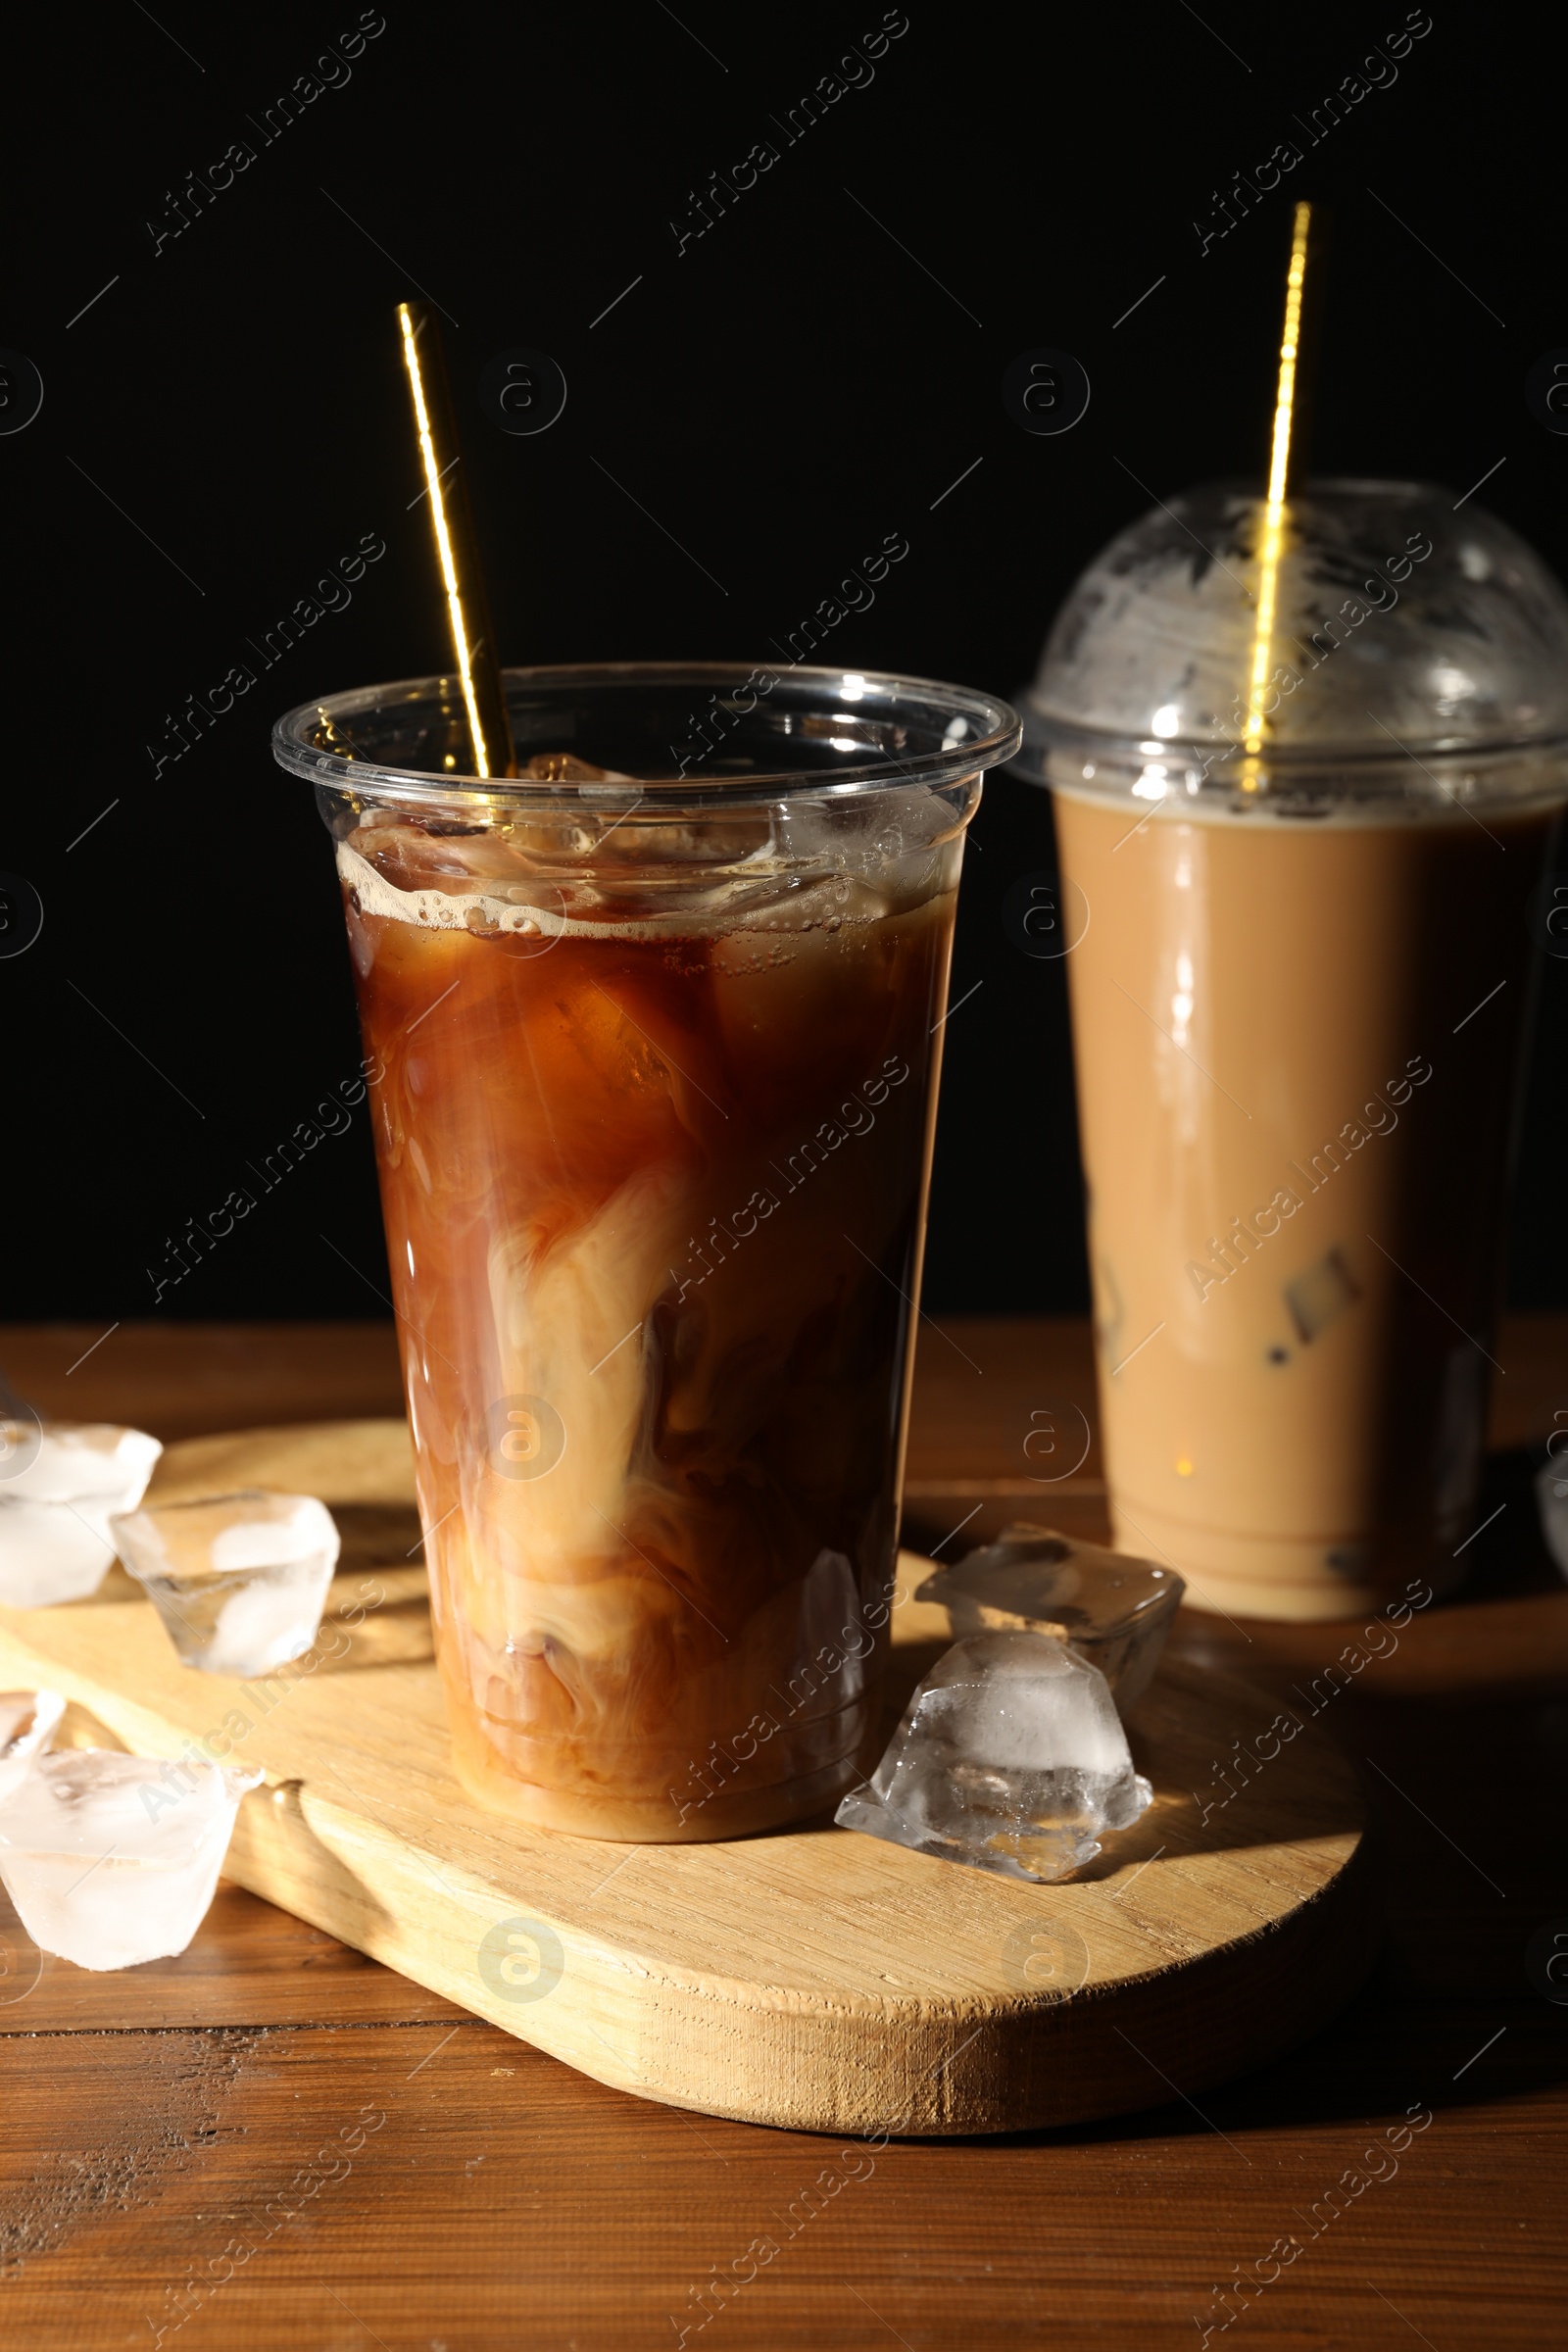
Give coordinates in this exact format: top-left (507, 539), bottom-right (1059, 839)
top-left (1017, 480), bottom-right (1568, 1622)
top-left (274, 662), bottom-right (1019, 1835)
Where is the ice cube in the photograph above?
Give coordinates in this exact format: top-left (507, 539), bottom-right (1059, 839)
top-left (1535, 1459), bottom-right (1568, 1582)
top-left (111, 1491), bottom-right (341, 1678)
top-left (516, 753), bottom-right (637, 784)
top-left (0, 1748), bottom-right (262, 1969)
top-left (0, 1500), bottom-right (125, 1607)
top-left (0, 1689), bottom-right (65, 1806)
top-left (1285, 1248), bottom-right (1360, 1344)
top-left (771, 784), bottom-right (957, 872)
top-left (836, 1631), bottom-right (1152, 1884)
top-left (915, 1525), bottom-right (1182, 1713)
top-left (0, 1422), bottom-right (163, 1606)
top-left (0, 1420), bottom-right (162, 1503)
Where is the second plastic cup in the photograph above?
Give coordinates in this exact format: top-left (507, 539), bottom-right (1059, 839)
top-left (1020, 481), bottom-right (1568, 1622)
top-left (275, 663), bottom-right (1019, 1836)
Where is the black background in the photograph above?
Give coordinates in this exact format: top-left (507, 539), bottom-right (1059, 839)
top-left (5, 1), bottom-right (1566, 1324)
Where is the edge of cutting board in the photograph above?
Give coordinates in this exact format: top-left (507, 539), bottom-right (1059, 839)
top-left (0, 1419), bottom-right (1376, 2133)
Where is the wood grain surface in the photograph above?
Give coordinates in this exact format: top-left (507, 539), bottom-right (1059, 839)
top-left (0, 1317), bottom-right (1564, 2347)
top-left (0, 1419), bottom-right (1374, 2136)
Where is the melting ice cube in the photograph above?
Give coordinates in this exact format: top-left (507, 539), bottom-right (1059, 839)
top-left (0, 1748), bottom-right (262, 1969)
top-left (0, 1421), bottom-right (162, 1504)
top-left (0, 1689), bottom-right (65, 1807)
top-left (916, 1525), bottom-right (1181, 1713)
top-left (0, 1423), bottom-right (163, 1606)
top-left (836, 1631), bottom-right (1152, 1884)
top-left (517, 753), bottom-right (637, 783)
top-left (111, 1490), bottom-right (341, 1677)
top-left (1285, 1248), bottom-right (1360, 1345)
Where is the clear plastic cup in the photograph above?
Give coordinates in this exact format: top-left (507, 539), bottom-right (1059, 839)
top-left (274, 662), bottom-right (1019, 1836)
top-left (1016, 480), bottom-right (1568, 1621)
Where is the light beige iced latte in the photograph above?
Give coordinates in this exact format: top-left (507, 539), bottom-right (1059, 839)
top-left (1022, 480), bottom-right (1568, 1619)
top-left (1054, 790), bottom-right (1557, 1617)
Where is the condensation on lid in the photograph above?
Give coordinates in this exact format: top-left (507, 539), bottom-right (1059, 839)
top-left (1017, 479), bottom-right (1568, 773)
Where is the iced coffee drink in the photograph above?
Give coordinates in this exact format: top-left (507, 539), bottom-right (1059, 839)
top-left (1021, 483), bottom-right (1568, 1620)
top-left (276, 664), bottom-right (1019, 1835)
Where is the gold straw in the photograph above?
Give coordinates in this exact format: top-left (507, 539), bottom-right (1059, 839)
top-left (397, 301), bottom-right (516, 779)
top-left (1241, 201), bottom-right (1315, 780)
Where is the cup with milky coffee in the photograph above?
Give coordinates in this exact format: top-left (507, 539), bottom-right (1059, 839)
top-left (1017, 481), bottom-right (1568, 1621)
top-left (274, 663), bottom-right (1019, 1836)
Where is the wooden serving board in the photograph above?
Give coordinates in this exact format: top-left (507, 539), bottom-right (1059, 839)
top-left (0, 1421), bottom-right (1375, 2135)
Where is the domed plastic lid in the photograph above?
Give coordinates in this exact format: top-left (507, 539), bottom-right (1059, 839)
top-left (1017, 479), bottom-right (1568, 803)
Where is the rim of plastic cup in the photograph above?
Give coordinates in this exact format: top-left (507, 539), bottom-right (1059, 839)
top-left (271, 662), bottom-right (1023, 808)
top-left (1014, 700), bottom-right (1568, 775)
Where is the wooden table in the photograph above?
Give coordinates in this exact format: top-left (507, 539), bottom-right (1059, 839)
top-left (2, 1318), bottom-right (1565, 2349)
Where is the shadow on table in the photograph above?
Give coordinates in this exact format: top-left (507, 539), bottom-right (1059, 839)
top-left (973, 1663), bottom-right (1568, 2147)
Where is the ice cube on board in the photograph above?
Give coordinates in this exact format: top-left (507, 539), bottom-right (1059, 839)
top-left (0, 1422), bottom-right (163, 1606)
top-left (112, 1490), bottom-right (340, 1677)
top-left (836, 1630), bottom-right (1152, 1884)
top-left (916, 1524), bottom-right (1181, 1713)
top-left (0, 1748), bottom-right (262, 1970)
top-left (0, 1689), bottom-right (65, 1806)
top-left (0, 1421), bottom-right (162, 1503)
